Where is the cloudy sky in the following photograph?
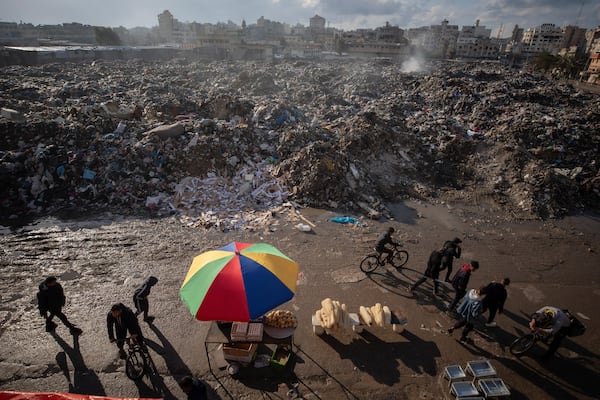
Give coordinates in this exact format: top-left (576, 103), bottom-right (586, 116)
top-left (2, 0), bottom-right (599, 36)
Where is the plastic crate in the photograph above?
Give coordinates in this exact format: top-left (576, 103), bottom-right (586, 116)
top-left (270, 344), bottom-right (292, 368)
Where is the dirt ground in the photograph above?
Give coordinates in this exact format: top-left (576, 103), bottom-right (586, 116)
top-left (0, 199), bottom-right (599, 399)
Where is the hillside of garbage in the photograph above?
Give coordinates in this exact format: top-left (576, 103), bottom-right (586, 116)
top-left (1, 59), bottom-right (598, 229)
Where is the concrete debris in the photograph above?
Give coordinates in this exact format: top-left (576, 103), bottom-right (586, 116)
top-left (1, 59), bottom-right (599, 228)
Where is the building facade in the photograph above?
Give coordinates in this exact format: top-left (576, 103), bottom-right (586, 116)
top-left (521, 23), bottom-right (563, 54)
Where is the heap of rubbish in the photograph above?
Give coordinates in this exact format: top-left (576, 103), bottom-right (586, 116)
top-left (1, 59), bottom-right (598, 228)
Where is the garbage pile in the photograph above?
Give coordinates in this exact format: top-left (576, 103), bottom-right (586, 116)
top-left (0, 59), bottom-right (598, 228)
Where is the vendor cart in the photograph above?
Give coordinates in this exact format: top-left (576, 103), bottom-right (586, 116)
top-left (204, 320), bottom-right (295, 376)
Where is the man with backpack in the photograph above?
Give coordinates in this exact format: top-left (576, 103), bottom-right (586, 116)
top-left (37, 276), bottom-right (82, 336)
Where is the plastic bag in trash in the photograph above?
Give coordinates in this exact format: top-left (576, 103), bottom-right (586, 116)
top-left (330, 216), bottom-right (359, 224)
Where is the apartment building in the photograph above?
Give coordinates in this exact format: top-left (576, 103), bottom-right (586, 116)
top-left (521, 23), bottom-right (563, 54)
top-left (455, 20), bottom-right (499, 59)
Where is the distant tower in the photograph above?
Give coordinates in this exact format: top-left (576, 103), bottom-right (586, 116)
top-left (309, 15), bottom-right (326, 32)
top-left (157, 10), bottom-right (174, 42)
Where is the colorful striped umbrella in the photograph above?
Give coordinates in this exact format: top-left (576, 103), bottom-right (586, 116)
top-left (180, 242), bottom-right (299, 321)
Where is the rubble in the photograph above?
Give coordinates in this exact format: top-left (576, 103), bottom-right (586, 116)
top-left (0, 59), bottom-right (598, 228)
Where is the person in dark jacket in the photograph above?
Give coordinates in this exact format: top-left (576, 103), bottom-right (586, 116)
top-left (408, 249), bottom-right (443, 295)
top-left (178, 375), bottom-right (208, 400)
top-left (375, 227), bottom-right (399, 265)
top-left (133, 276), bottom-right (158, 323)
top-left (37, 276), bottom-right (82, 335)
top-left (447, 261), bottom-right (479, 312)
top-left (107, 303), bottom-right (143, 359)
top-left (481, 277), bottom-right (510, 327)
top-left (441, 237), bottom-right (462, 282)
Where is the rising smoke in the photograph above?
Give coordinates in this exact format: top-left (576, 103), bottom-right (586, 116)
top-left (400, 55), bottom-right (425, 73)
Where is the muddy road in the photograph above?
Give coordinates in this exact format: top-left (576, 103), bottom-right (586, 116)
top-left (0, 201), bottom-right (599, 399)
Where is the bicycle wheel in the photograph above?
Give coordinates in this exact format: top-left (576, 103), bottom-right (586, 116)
top-left (360, 255), bottom-right (380, 273)
top-left (125, 349), bottom-right (147, 380)
top-left (393, 250), bottom-right (409, 268)
top-left (510, 333), bottom-right (536, 356)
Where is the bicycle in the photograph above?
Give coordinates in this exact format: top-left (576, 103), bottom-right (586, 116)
top-left (123, 336), bottom-right (149, 380)
top-left (360, 244), bottom-right (409, 273)
top-left (509, 330), bottom-right (550, 356)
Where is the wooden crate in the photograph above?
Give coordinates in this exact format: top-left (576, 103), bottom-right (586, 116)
top-left (222, 342), bottom-right (257, 363)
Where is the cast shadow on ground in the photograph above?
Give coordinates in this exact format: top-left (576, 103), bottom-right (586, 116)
top-left (51, 332), bottom-right (106, 396)
top-left (129, 346), bottom-right (177, 400)
top-left (319, 329), bottom-right (439, 386)
top-left (387, 202), bottom-right (420, 226)
top-left (366, 268), bottom-right (451, 311)
top-left (222, 345), bottom-right (359, 399)
top-left (146, 323), bottom-right (222, 400)
top-left (458, 337), bottom-right (598, 399)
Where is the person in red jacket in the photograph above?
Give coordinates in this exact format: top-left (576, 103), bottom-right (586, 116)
top-left (447, 261), bottom-right (479, 312)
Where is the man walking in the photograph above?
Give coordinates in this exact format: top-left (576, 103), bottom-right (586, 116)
top-left (408, 249), bottom-right (443, 296)
top-left (481, 278), bottom-right (510, 327)
top-left (107, 303), bottom-right (143, 359)
top-left (133, 276), bottom-right (158, 323)
top-left (447, 261), bottom-right (479, 312)
top-left (37, 276), bottom-right (82, 335)
top-left (441, 237), bottom-right (462, 282)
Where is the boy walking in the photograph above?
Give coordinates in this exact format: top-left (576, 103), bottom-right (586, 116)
top-left (133, 276), bottom-right (158, 323)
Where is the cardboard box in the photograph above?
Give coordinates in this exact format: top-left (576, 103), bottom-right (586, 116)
top-left (222, 342), bottom-right (257, 363)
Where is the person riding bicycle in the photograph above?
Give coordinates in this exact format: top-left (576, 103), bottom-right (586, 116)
top-left (107, 303), bottom-right (144, 360)
top-left (375, 227), bottom-right (399, 265)
top-left (529, 306), bottom-right (571, 360)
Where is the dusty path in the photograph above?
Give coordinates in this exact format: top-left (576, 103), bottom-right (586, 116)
top-left (0, 201), bottom-right (599, 399)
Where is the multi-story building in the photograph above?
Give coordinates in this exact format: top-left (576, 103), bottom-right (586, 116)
top-left (157, 9), bottom-right (199, 45)
top-left (561, 25), bottom-right (587, 54)
top-left (375, 22), bottom-right (404, 43)
top-left (521, 23), bottom-right (563, 54)
top-left (407, 20), bottom-right (459, 58)
top-left (244, 16), bottom-right (288, 42)
top-left (585, 26), bottom-right (600, 54)
top-left (309, 15), bottom-right (326, 32)
top-left (455, 20), bottom-right (499, 59)
top-left (157, 10), bottom-right (175, 42)
top-left (585, 27), bottom-right (600, 83)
